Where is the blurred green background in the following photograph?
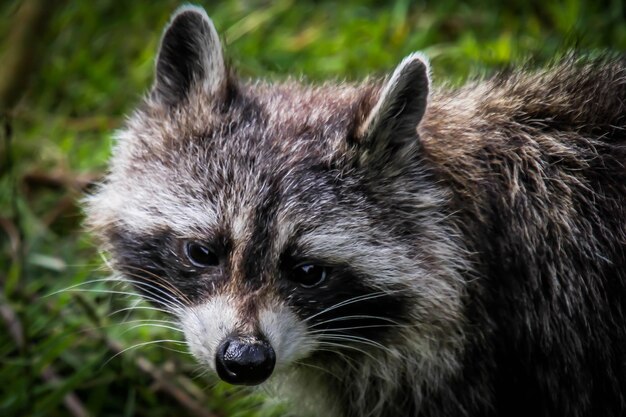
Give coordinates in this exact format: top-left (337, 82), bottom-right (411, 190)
top-left (0, 0), bottom-right (624, 416)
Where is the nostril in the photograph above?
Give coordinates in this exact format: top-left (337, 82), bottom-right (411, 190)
top-left (215, 336), bottom-right (276, 386)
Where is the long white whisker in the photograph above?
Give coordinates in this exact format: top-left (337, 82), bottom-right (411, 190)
top-left (315, 340), bottom-right (382, 364)
top-left (120, 266), bottom-right (193, 306)
top-left (72, 319), bottom-right (182, 337)
top-left (103, 276), bottom-right (186, 309)
top-left (54, 272), bottom-right (188, 310)
top-left (60, 288), bottom-right (179, 312)
top-left (121, 297), bottom-right (145, 322)
top-left (307, 347), bottom-right (361, 372)
top-left (309, 314), bottom-right (402, 329)
top-left (74, 280), bottom-right (183, 310)
top-left (45, 276), bottom-right (129, 295)
top-left (59, 288), bottom-right (139, 297)
top-left (122, 279), bottom-right (186, 309)
top-left (154, 345), bottom-right (192, 355)
top-left (303, 291), bottom-right (399, 324)
top-left (109, 305), bottom-right (175, 317)
top-left (117, 318), bottom-right (181, 325)
top-left (293, 359), bottom-right (344, 380)
top-left (122, 323), bottom-right (185, 334)
top-left (101, 339), bottom-right (187, 368)
top-left (308, 323), bottom-right (410, 335)
top-left (320, 334), bottom-right (394, 355)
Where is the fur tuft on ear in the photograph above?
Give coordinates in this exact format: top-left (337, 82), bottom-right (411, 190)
top-left (152, 5), bottom-right (226, 107)
top-left (356, 53), bottom-right (431, 163)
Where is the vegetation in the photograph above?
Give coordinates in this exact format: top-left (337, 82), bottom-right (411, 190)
top-left (1, 0), bottom-right (624, 416)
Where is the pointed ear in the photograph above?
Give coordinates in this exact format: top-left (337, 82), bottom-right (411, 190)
top-left (355, 53), bottom-right (431, 163)
top-left (152, 5), bottom-right (226, 107)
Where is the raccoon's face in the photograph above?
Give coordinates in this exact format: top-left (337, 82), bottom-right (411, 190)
top-left (86, 6), bottom-right (467, 387)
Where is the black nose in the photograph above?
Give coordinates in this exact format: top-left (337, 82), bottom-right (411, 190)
top-left (215, 335), bottom-right (276, 385)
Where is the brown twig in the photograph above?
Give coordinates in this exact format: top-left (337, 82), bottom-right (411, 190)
top-left (40, 194), bottom-right (79, 229)
top-left (21, 169), bottom-right (102, 229)
top-left (63, 115), bottom-right (121, 132)
top-left (5, 291), bottom-right (219, 417)
top-left (0, 216), bottom-right (21, 262)
top-left (40, 367), bottom-right (92, 417)
top-left (23, 170), bottom-right (101, 192)
top-left (98, 335), bottom-right (221, 417)
top-left (0, 296), bottom-right (91, 417)
top-left (0, 298), bottom-right (24, 348)
top-left (68, 294), bottom-right (222, 417)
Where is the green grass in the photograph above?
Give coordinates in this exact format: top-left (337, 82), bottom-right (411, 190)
top-left (1, 0), bottom-right (624, 416)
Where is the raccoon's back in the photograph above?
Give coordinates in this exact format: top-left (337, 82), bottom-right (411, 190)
top-left (494, 54), bottom-right (626, 141)
top-left (420, 54), bottom-right (626, 417)
top-left (423, 53), bottom-right (626, 195)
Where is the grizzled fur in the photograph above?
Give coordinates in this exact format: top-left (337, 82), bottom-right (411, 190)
top-left (85, 5), bottom-right (626, 417)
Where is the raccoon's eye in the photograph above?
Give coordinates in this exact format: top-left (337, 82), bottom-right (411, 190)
top-left (184, 241), bottom-right (219, 268)
top-left (290, 263), bottom-right (329, 288)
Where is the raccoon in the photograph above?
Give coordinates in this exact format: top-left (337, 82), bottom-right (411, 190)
top-left (85, 5), bottom-right (626, 417)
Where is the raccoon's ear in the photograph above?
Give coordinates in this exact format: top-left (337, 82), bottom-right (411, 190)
top-left (152, 5), bottom-right (226, 107)
top-left (355, 53), bottom-right (430, 162)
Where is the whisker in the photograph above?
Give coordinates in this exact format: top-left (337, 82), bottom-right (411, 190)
top-left (293, 359), bottom-right (344, 380)
top-left (315, 340), bottom-right (382, 364)
top-left (117, 318), bottom-right (182, 328)
top-left (109, 305), bottom-right (175, 317)
top-left (71, 319), bottom-right (182, 338)
top-left (57, 288), bottom-right (154, 300)
top-left (122, 323), bottom-right (185, 334)
top-left (190, 365), bottom-right (220, 391)
top-left (308, 323), bottom-right (409, 335)
top-left (115, 273), bottom-right (186, 309)
top-left (303, 291), bottom-right (399, 324)
top-left (101, 339), bottom-right (187, 368)
top-left (45, 276), bottom-right (128, 297)
top-left (308, 314), bottom-right (417, 335)
top-left (100, 281), bottom-right (184, 314)
top-left (320, 334), bottom-right (394, 355)
top-left (56, 270), bottom-right (189, 312)
top-left (120, 265), bottom-right (192, 306)
top-left (306, 347), bottom-right (361, 372)
top-left (120, 297), bottom-right (145, 322)
top-left (309, 314), bottom-right (403, 329)
top-left (156, 345), bottom-right (192, 355)
top-left (59, 288), bottom-right (179, 312)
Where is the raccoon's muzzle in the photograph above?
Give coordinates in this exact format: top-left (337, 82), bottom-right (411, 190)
top-left (215, 334), bottom-right (276, 385)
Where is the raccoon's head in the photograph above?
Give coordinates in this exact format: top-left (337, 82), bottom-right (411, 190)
top-left (86, 5), bottom-right (467, 390)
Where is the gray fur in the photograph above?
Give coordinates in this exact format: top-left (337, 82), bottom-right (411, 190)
top-left (85, 6), bottom-right (626, 417)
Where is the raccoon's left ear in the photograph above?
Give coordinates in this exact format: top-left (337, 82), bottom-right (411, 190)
top-left (152, 5), bottom-right (227, 107)
top-left (355, 53), bottom-right (430, 162)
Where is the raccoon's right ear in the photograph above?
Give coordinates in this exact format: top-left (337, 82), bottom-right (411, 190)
top-left (152, 5), bottom-right (227, 107)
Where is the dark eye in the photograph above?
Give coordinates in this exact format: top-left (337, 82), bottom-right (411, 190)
top-left (185, 241), bottom-right (219, 267)
top-left (290, 263), bottom-right (329, 288)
